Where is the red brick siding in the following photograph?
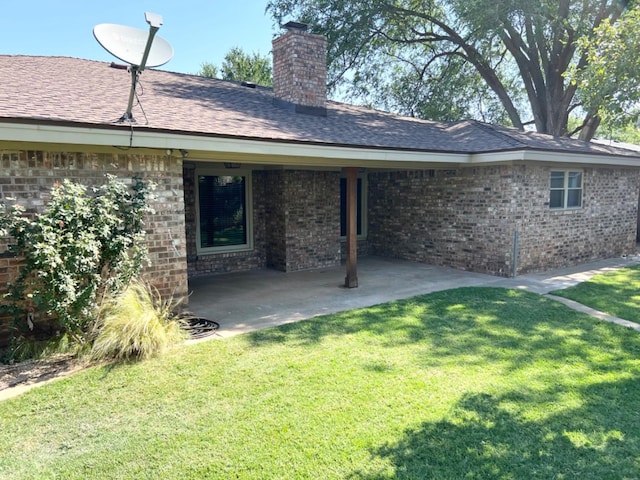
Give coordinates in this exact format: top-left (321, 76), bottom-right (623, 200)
top-left (183, 166), bottom-right (341, 274)
top-left (368, 165), bottom-right (639, 276)
top-left (272, 29), bottom-right (327, 109)
top-left (0, 149), bottom-right (188, 346)
top-left (513, 165), bottom-right (639, 273)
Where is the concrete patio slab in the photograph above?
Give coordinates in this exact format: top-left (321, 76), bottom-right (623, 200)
top-left (186, 254), bottom-right (640, 338)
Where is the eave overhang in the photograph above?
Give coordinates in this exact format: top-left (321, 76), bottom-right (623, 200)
top-left (1, 120), bottom-right (639, 169)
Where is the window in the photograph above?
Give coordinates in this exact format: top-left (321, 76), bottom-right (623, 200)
top-left (196, 170), bottom-right (252, 253)
top-left (340, 175), bottom-right (366, 238)
top-left (550, 170), bottom-right (582, 209)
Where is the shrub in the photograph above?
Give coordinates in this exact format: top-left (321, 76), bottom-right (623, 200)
top-left (0, 175), bottom-right (154, 347)
top-left (9, 332), bottom-right (81, 363)
top-left (90, 281), bottom-right (187, 361)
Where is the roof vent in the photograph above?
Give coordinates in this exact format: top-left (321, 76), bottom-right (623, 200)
top-left (282, 21), bottom-right (309, 32)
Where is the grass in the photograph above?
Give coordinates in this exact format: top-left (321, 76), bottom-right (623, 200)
top-left (91, 281), bottom-right (187, 361)
top-left (551, 263), bottom-right (640, 323)
top-left (1, 287), bottom-right (640, 479)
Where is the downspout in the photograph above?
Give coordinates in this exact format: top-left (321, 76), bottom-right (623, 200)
top-left (512, 230), bottom-right (519, 278)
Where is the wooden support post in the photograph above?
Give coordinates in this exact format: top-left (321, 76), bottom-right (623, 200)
top-left (344, 167), bottom-right (358, 288)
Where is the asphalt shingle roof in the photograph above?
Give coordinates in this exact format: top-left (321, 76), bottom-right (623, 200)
top-left (0, 55), bottom-right (638, 159)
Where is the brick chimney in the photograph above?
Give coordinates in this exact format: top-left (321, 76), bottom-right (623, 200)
top-left (272, 21), bottom-right (327, 116)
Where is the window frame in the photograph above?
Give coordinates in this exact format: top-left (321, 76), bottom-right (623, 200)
top-left (340, 173), bottom-right (367, 240)
top-left (194, 168), bottom-right (253, 255)
top-left (549, 169), bottom-right (583, 210)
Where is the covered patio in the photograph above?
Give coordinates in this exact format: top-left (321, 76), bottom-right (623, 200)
top-left (185, 255), bottom-right (640, 339)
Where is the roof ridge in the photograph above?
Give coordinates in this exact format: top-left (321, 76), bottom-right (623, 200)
top-left (464, 120), bottom-right (527, 149)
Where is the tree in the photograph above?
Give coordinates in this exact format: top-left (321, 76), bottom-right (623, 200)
top-left (569, 5), bottom-right (640, 137)
top-left (267, 0), bottom-right (634, 140)
top-left (199, 47), bottom-right (273, 86)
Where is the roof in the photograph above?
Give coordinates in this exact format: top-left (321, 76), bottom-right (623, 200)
top-left (0, 55), bottom-right (638, 160)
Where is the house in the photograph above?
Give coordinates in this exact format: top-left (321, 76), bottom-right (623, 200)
top-left (1, 22), bottom-right (640, 342)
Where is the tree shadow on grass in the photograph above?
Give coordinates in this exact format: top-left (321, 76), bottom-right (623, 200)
top-left (245, 287), bottom-right (640, 377)
top-left (351, 378), bottom-right (640, 479)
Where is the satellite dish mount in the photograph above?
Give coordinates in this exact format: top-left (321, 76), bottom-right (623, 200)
top-left (93, 12), bottom-right (174, 123)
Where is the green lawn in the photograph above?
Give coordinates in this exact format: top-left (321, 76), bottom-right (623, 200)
top-left (551, 264), bottom-right (640, 323)
top-left (2, 287), bottom-right (640, 479)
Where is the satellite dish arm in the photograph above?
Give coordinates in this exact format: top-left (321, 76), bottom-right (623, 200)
top-left (122, 13), bottom-right (163, 122)
top-left (139, 11), bottom-right (163, 72)
top-left (123, 67), bottom-right (140, 122)
top-left (138, 26), bottom-right (160, 72)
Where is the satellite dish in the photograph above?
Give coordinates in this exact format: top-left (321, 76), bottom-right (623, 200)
top-left (93, 12), bottom-right (173, 122)
top-left (93, 23), bottom-right (173, 68)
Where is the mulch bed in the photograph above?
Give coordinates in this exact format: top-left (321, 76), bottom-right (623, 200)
top-left (0, 354), bottom-right (82, 392)
top-left (0, 318), bottom-right (219, 396)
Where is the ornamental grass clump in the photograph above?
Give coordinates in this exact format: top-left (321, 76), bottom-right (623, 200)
top-left (90, 281), bottom-right (187, 361)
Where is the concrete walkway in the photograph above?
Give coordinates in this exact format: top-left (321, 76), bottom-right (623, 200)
top-left (544, 294), bottom-right (640, 332)
top-left (187, 254), bottom-right (640, 339)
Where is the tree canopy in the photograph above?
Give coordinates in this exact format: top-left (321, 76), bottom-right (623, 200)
top-left (570, 5), bottom-right (640, 136)
top-left (267, 0), bottom-right (637, 140)
top-left (199, 47), bottom-right (273, 86)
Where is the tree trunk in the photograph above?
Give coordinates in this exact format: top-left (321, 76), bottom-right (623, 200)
top-left (578, 114), bottom-right (601, 141)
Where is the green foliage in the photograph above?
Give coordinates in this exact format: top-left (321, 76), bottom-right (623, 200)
top-left (570, 5), bottom-right (640, 131)
top-left (0, 175), bottom-right (154, 345)
top-left (90, 281), bottom-right (187, 361)
top-left (199, 47), bottom-right (273, 86)
top-left (608, 122), bottom-right (640, 145)
top-left (198, 62), bottom-right (218, 78)
top-left (9, 333), bottom-right (80, 363)
top-left (267, 0), bottom-right (632, 139)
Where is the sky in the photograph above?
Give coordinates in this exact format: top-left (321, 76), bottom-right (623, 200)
top-left (0, 0), bottom-right (279, 75)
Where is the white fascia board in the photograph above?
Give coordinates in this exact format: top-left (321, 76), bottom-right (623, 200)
top-left (0, 122), bottom-right (469, 166)
top-left (4, 122), bottom-right (639, 167)
top-left (470, 149), bottom-right (640, 166)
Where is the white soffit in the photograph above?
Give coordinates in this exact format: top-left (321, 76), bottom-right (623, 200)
top-left (470, 149), bottom-right (640, 167)
top-left (1, 122), bottom-right (639, 167)
top-left (0, 122), bottom-right (467, 166)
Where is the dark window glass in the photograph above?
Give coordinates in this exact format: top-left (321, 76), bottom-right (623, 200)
top-left (567, 189), bottom-right (582, 208)
top-left (568, 172), bottom-right (582, 189)
top-left (198, 175), bottom-right (247, 248)
top-left (550, 171), bottom-right (565, 188)
top-left (549, 189), bottom-right (564, 208)
top-left (549, 171), bottom-right (582, 209)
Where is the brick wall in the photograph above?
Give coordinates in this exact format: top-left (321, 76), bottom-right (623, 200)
top-left (513, 165), bottom-right (640, 273)
top-left (368, 165), bottom-right (639, 276)
top-left (0, 149), bottom-right (188, 346)
top-left (368, 168), bottom-right (517, 276)
top-left (272, 170), bottom-right (341, 271)
top-left (184, 167), bottom-right (341, 274)
top-left (340, 239), bottom-right (370, 261)
top-left (272, 27), bottom-right (327, 111)
top-left (264, 170), bottom-right (288, 269)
